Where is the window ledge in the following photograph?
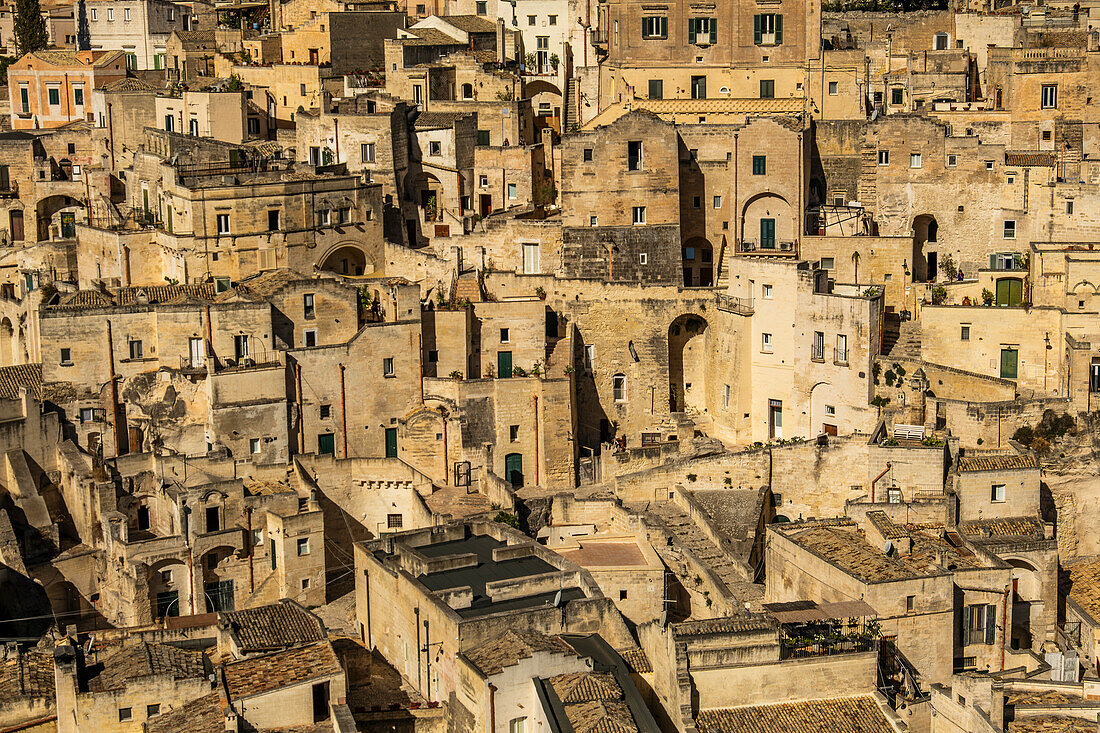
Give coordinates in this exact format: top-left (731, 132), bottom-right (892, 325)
top-left (834, 359), bottom-right (849, 367)
top-left (383, 373), bottom-right (396, 379)
top-left (59, 361), bottom-right (74, 367)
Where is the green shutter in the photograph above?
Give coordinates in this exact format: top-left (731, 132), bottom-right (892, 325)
top-left (753, 14), bottom-right (762, 44)
top-left (990, 253), bottom-right (997, 269)
top-left (660, 16), bottom-right (667, 37)
top-left (985, 605), bottom-right (996, 645)
top-left (775, 14), bottom-right (783, 44)
top-left (709, 18), bottom-right (717, 44)
top-left (961, 605), bottom-right (971, 646)
top-left (688, 19), bottom-right (696, 44)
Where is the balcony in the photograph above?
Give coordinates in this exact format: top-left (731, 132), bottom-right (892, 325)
top-left (0, 181), bottom-right (16, 198)
top-left (739, 239), bottom-right (796, 254)
top-left (715, 293), bottom-right (753, 316)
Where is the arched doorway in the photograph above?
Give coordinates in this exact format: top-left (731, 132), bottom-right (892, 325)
top-left (669, 315), bottom-right (709, 414)
top-left (0, 318), bottom-right (14, 367)
top-left (318, 243), bottom-right (373, 276)
top-left (682, 237), bottom-right (714, 287)
top-left (35, 195), bottom-right (83, 242)
top-left (742, 193), bottom-right (793, 251)
top-left (1006, 558), bottom-right (1041, 649)
top-left (912, 214), bottom-right (938, 282)
top-left (148, 559), bottom-right (190, 618)
top-left (201, 545), bottom-right (238, 612)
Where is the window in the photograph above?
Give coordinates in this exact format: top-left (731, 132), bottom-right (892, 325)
top-left (688, 17), bottom-right (716, 44)
top-left (317, 209), bottom-right (330, 227)
top-left (991, 484), bottom-right (1006, 502)
top-left (477, 130), bottom-right (491, 146)
top-left (216, 214), bottom-right (230, 235)
top-left (509, 718), bottom-right (527, 733)
top-left (300, 294), bottom-right (315, 321)
top-left (713, 195), bottom-right (722, 209)
top-left (90, 8), bottom-right (97, 20)
top-left (304, 330), bottom-right (317, 347)
top-left (812, 331), bottom-right (824, 361)
top-left (963, 604), bottom-right (996, 646)
top-left (301, 578), bottom-right (311, 590)
top-left (47, 86), bottom-right (60, 106)
top-left (500, 328), bottom-right (510, 343)
top-left (761, 333), bottom-right (773, 352)
top-left (522, 242), bottom-right (539, 273)
top-left (297, 538), bottom-right (310, 555)
top-left (428, 140), bottom-right (441, 156)
top-left (824, 404), bottom-right (836, 416)
top-left (641, 16), bottom-right (667, 39)
top-left (1003, 220), bottom-right (1016, 239)
top-left (906, 595), bottom-right (915, 612)
top-left (828, 81), bottom-right (838, 95)
top-left (118, 708), bottom-right (132, 722)
top-left (723, 384), bottom-right (730, 408)
top-left (613, 373), bottom-right (626, 401)
top-left (19, 86), bottom-right (29, 114)
top-left (361, 142), bottom-right (375, 163)
top-left (250, 437), bottom-right (261, 454)
top-left (947, 154), bottom-right (957, 167)
top-left (985, 160), bottom-right (994, 171)
top-left (590, 215), bottom-right (598, 226)
top-left (319, 404), bottom-right (332, 419)
top-left (1041, 84), bottom-right (1057, 109)
top-left (762, 284), bottom-right (773, 299)
top-left (383, 357), bottom-right (395, 376)
top-left (107, 7), bottom-right (113, 20)
top-left (548, 14), bottom-right (556, 24)
top-left (509, 425), bottom-right (520, 442)
top-left (582, 147), bottom-right (595, 163)
top-left (961, 325), bottom-right (970, 341)
top-left (752, 155), bottom-right (766, 175)
top-left (753, 13), bottom-right (782, 45)
top-left (632, 206), bottom-right (646, 225)
top-left (693, 196), bottom-right (701, 209)
top-left (1067, 200), bottom-right (1074, 215)
top-left (73, 86), bottom-right (84, 106)
top-left (475, 1), bottom-right (486, 14)
top-left (128, 339), bottom-right (143, 360)
top-left (507, 183), bottom-right (517, 199)
top-left (648, 79), bottom-right (663, 99)
top-left (891, 88), bottom-right (904, 105)
top-left (759, 79), bottom-right (774, 98)
top-left (836, 334), bottom-right (848, 363)
top-left (910, 153), bottom-right (922, 168)
top-left (387, 513), bottom-right (403, 528)
top-left (820, 257), bottom-right (834, 269)
top-left (640, 253), bottom-right (648, 265)
top-left (584, 345), bottom-right (595, 371)
top-left (628, 141), bottom-right (642, 170)
top-left (878, 150), bottom-right (889, 165)
top-left (60, 348), bottom-right (72, 365)
top-left (934, 32), bottom-right (948, 50)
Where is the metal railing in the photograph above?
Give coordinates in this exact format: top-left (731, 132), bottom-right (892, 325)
top-left (715, 293), bottom-right (754, 316)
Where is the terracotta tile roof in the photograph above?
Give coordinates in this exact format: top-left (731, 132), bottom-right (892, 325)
top-left (961, 516), bottom-right (1045, 539)
top-left (223, 641), bottom-right (341, 699)
top-left (618, 648), bottom-right (651, 674)
top-left (402, 27), bottom-right (464, 46)
top-left (0, 648), bottom-right (54, 698)
top-left (86, 642), bottom-right (207, 692)
top-left (547, 672), bottom-right (640, 733)
top-left (1005, 688), bottom-right (1084, 706)
top-left (696, 695), bottom-right (894, 733)
top-left (1008, 717), bottom-right (1096, 733)
top-left (0, 364), bottom-right (43, 401)
top-left (146, 691), bottom-right (225, 733)
top-left (221, 601), bottom-right (326, 653)
top-left (958, 452), bottom-right (1037, 472)
top-left (866, 511), bottom-right (907, 540)
top-left (1005, 151), bottom-right (1056, 167)
top-left (27, 49), bottom-right (125, 68)
top-left (52, 283), bottom-right (223, 310)
top-left (100, 77), bottom-right (160, 93)
top-left (442, 14), bottom-right (498, 32)
top-left (1066, 558), bottom-right (1100, 623)
top-left (414, 111), bottom-right (472, 129)
top-left (464, 629), bottom-right (575, 676)
top-left (779, 522), bottom-right (960, 583)
top-left (176, 29), bottom-right (216, 44)
top-left (673, 615), bottom-right (774, 637)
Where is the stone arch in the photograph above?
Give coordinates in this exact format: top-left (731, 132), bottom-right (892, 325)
top-left (682, 237), bottom-right (714, 287)
top-left (668, 314), bottom-right (709, 414)
top-left (35, 194), bottom-right (83, 241)
top-left (201, 544), bottom-right (239, 612)
top-left (0, 317), bottom-right (14, 367)
top-left (317, 241), bottom-right (375, 277)
top-left (148, 558), bottom-right (190, 618)
top-left (460, 82), bottom-right (474, 100)
top-left (411, 171), bottom-right (444, 223)
top-left (912, 214), bottom-right (938, 282)
top-left (1005, 557), bottom-right (1042, 650)
top-left (741, 193), bottom-right (793, 251)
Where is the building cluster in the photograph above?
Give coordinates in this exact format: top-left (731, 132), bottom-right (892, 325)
top-left (0, 0), bottom-right (1098, 729)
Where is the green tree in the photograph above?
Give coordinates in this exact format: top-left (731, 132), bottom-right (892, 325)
top-left (14, 0), bottom-right (49, 57)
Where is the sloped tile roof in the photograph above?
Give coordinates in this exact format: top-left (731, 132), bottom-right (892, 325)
top-left (414, 111), bottom-right (472, 129)
top-left (223, 641), bottom-right (341, 699)
top-left (221, 601), bottom-right (326, 653)
top-left (403, 28), bottom-right (464, 45)
top-left (0, 648), bottom-right (54, 698)
top-left (552, 672), bottom-right (621, 703)
top-left (618, 648), bottom-right (651, 674)
top-left (961, 516), bottom-right (1045, 539)
top-left (547, 672), bottom-right (640, 733)
top-left (442, 14), bottom-right (498, 32)
top-left (0, 364), bottom-right (43, 401)
top-left (696, 695), bottom-right (894, 733)
top-left (464, 629), bottom-right (575, 676)
top-left (145, 691), bottom-right (225, 733)
top-left (958, 452), bottom-right (1038, 472)
top-left (100, 77), bottom-right (160, 93)
top-left (1067, 558), bottom-right (1100, 624)
top-left (673, 615), bottom-right (774, 637)
top-left (86, 642), bottom-right (207, 692)
top-left (1005, 151), bottom-right (1056, 167)
top-left (29, 49), bottom-right (125, 68)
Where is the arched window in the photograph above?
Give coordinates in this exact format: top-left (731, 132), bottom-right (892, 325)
top-left (461, 83), bottom-right (474, 100)
top-left (612, 373), bottom-right (626, 402)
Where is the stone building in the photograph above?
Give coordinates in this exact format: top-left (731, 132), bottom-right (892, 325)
top-left (83, 0), bottom-right (193, 71)
top-left (7, 50), bottom-right (127, 130)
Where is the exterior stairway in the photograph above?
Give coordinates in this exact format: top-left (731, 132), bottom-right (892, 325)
top-left (881, 315), bottom-right (922, 360)
top-left (644, 501), bottom-right (746, 594)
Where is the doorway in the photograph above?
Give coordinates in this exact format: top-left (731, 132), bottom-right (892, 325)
top-left (9, 210), bottom-right (23, 242)
top-left (385, 427), bottom-right (398, 458)
top-left (691, 75), bottom-right (706, 99)
top-left (760, 218), bottom-right (776, 249)
top-left (498, 350), bottom-right (513, 378)
top-left (768, 399), bottom-right (783, 439)
top-left (480, 193), bottom-right (492, 217)
top-left (505, 453), bottom-right (524, 488)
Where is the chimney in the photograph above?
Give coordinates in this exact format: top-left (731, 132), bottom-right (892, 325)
top-left (496, 18), bottom-right (506, 64)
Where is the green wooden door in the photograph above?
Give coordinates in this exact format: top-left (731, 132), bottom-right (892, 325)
top-left (505, 453), bottom-right (524, 488)
top-left (318, 433), bottom-right (335, 455)
top-left (760, 218), bottom-right (776, 249)
top-left (385, 427), bottom-right (398, 458)
top-left (1000, 348), bottom-right (1019, 379)
top-left (498, 350), bottom-right (513, 378)
top-left (996, 278), bottom-right (1022, 306)
top-left (60, 212), bottom-right (75, 238)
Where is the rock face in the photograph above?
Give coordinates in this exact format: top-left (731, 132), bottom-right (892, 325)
top-left (1038, 415), bottom-right (1100, 560)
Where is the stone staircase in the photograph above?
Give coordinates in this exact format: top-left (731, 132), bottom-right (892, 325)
top-left (881, 315), bottom-right (922, 360)
top-left (644, 502), bottom-right (746, 594)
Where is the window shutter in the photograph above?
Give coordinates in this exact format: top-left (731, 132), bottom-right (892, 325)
top-left (709, 18), bottom-right (717, 44)
top-left (753, 14), bottom-right (762, 44)
top-left (661, 16), bottom-right (667, 37)
top-left (989, 253), bottom-right (997, 269)
top-left (985, 605), bottom-right (997, 645)
top-left (688, 19), bottom-right (696, 44)
top-left (961, 605), bottom-right (971, 646)
top-left (775, 14), bottom-right (783, 44)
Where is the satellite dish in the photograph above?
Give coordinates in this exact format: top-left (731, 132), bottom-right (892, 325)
top-left (884, 540), bottom-right (894, 554)
top-left (552, 590), bottom-right (562, 607)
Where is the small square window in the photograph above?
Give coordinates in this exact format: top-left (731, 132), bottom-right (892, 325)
top-left (961, 325), bottom-right (970, 341)
top-left (428, 350), bottom-right (438, 363)
top-left (60, 348), bottom-right (72, 365)
top-left (383, 357), bottom-right (395, 376)
top-left (762, 284), bottom-right (773, 299)
top-left (1003, 220), bottom-right (1016, 239)
top-left (250, 437), bottom-right (260, 453)
top-left (752, 155), bottom-right (766, 175)
top-left (910, 153), bottom-right (922, 168)
top-left (429, 141), bottom-right (441, 156)
top-left (947, 154), bottom-right (957, 167)
top-left (991, 484), bottom-right (1006, 503)
top-left (304, 330), bottom-right (317, 347)
top-left (878, 150), bottom-right (889, 165)
top-left (824, 404), bottom-right (836, 416)
top-left (761, 333), bottom-right (773, 352)
top-left (527, 14), bottom-right (535, 24)
top-left (320, 404), bottom-right (331, 419)
top-left (129, 339), bottom-right (143, 360)
top-left (619, 589), bottom-right (628, 600)
top-left (301, 578), bottom-right (310, 589)
top-left (549, 14), bottom-right (557, 24)
top-left (500, 328), bottom-right (510, 343)
top-left (632, 206), bottom-right (646, 225)
top-left (161, 569), bottom-right (172, 583)
top-left (713, 195), bottom-right (722, 208)
top-left (297, 538), bottom-right (310, 555)
top-left (828, 81), bottom-right (838, 95)
top-left (640, 253), bottom-right (648, 265)
top-left (692, 196), bottom-right (701, 209)
top-left (590, 215), bottom-right (598, 226)
top-left (583, 148), bottom-right (593, 162)
top-left (388, 513), bottom-right (403, 528)
top-left (985, 160), bottom-right (994, 170)
top-left (509, 425), bottom-right (520, 442)
top-left (217, 213), bottom-right (230, 235)
top-left (118, 708), bottom-right (132, 722)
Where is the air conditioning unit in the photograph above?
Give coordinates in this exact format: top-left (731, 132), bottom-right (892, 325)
top-left (779, 241), bottom-right (794, 251)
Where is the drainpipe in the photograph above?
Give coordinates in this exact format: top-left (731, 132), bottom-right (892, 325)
top-left (339, 363), bottom-right (348, 457)
top-left (187, 545), bottom-right (196, 614)
top-left (533, 395), bottom-right (539, 487)
top-left (1001, 584), bottom-right (1010, 671)
top-left (488, 683), bottom-right (497, 732)
top-left (870, 462), bottom-right (892, 503)
top-left (246, 506), bottom-right (254, 593)
top-left (364, 569), bottom-right (372, 648)
top-left (203, 305), bottom-right (213, 370)
top-left (333, 117), bottom-right (340, 162)
top-left (295, 361), bottom-right (304, 453)
top-left (418, 333), bottom-right (424, 404)
top-left (107, 102), bottom-right (115, 170)
top-left (106, 319), bottom-right (126, 455)
top-left (415, 606), bottom-right (422, 691)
